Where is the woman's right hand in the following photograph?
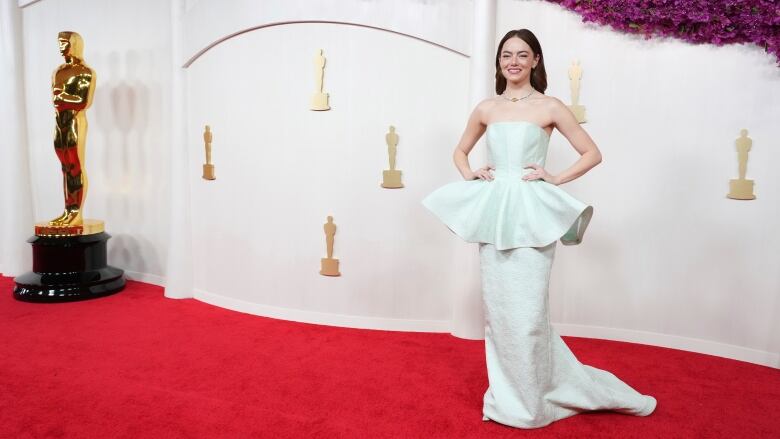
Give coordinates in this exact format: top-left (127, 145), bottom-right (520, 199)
top-left (468, 165), bottom-right (494, 181)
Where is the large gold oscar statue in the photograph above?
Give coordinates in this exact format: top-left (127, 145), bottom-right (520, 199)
top-left (14, 32), bottom-right (124, 302)
top-left (35, 31), bottom-right (103, 236)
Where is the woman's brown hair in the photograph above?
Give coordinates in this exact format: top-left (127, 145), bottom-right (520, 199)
top-left (495, 29), bottom-right (547, 95)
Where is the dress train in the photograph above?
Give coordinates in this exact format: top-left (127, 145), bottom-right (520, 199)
top-left (479, 242), bottom-right (656, 428)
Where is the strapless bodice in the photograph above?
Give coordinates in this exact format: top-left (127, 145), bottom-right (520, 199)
top-left (486, 121), bottom-right (550, 176)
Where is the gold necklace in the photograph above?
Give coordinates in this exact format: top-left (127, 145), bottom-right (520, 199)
top-left (501, 89), bottom-right (534, 102)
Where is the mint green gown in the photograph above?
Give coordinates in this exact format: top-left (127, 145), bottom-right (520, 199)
top-left (422, 121), bottom-right (656, 428)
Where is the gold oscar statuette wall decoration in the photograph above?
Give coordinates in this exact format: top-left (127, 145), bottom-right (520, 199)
top-left (202, 125), bottom-right (216, 180)
top-left (310, 49), bottom-right (331, 111)
top-left (381, 125), bottom-right (404, 188)
top-left (320, 216), bottom-right (341, 276)
top-left (14, 31), bottom-right (125, 302)
top-left (727, 129), bottom-right (756, 200)
top-left (568, 59), bottom-right (587, 124)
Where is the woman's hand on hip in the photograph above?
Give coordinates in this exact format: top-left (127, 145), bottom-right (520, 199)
top-left (469, 165), bottom-right (494, 181)
top-left (523, 164), bottom-right (559, 185)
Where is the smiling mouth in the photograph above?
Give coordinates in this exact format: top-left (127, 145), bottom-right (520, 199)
top-left (507, 68), bottom-right (521, 74)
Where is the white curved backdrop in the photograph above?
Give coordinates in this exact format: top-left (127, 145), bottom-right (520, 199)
top-left (186, 22), bottom-right (471, 330)
top-left (184, 0), bottom-right (780, 366)
top-left (497, 1), bottom-right (780, 366)
top-left (3, 0), bottom-right (778, 368)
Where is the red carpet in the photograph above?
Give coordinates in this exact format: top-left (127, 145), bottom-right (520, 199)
top-left (1, 276), bottom-right (778, 438)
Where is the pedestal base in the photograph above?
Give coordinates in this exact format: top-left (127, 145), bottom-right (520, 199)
top-left (568, 105), bottom-right (587, 124)
top-left (35, 218), bottom-right (104, 237)
top-left (203, 164), bottom-right (216, 180)
top-left (320, 258), bottom-right (340, 276)
top-left (310, 92), bottom-right (330, 111)
top-left (13, 232), bottom-right (126, 302)
top-left (727, 179), bottom-right (756, 200)
top-left (381, 170), bottom-right (404, 188)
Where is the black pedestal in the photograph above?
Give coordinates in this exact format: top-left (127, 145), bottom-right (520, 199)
top-left (13, 232), bottom-right (125, 302)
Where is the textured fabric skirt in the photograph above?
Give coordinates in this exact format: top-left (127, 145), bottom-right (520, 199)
top-left (479, 242), bottom-right (656, 428)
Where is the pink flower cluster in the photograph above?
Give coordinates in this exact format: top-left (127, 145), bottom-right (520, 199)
top-left (548, 0), bottom-right (780, 64)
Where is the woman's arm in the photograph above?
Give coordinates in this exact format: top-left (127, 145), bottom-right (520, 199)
top-left (453, 102), bottom-right (493, 181)
top-left (524, 97), bottom-right (602, 185)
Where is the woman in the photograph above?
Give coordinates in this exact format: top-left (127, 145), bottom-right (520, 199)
top-left (422, 29), bottom-right (656, 429)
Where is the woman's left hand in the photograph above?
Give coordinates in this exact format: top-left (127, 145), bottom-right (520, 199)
top-left (522, 164), bottom-right (559, 185)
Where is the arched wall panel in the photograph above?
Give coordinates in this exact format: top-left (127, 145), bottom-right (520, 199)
top-left (186, 23), bottom-right (471, 328)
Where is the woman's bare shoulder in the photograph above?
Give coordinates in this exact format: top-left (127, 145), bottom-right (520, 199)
top-left (476, 96), bottom-right (502, 111)
top-left (470, 96), bottom-right (502, 123)
top-left (529, 94), bottom-right (567, 119)
top-left (532, 93), bottom-right (564, 107)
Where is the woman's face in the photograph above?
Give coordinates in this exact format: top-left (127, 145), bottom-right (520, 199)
top-left (499, 37), bottom-right (538, 85)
